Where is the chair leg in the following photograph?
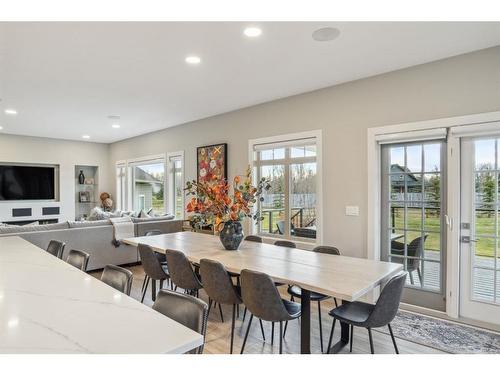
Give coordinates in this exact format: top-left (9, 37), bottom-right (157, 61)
top-left (318, 300), bottom-right (324, 353)
top-left (326, 318), bottom-right (336, 354)
top-left (218, 302), bottom-right (224, 322)
top-left (259, 319), bottom-right (266, 341)
top-left (388, 324), bottom-right (399, 354)
top-left (283, 320), bottom-right (288, 338)
top-left (207, 298), bottom-right (213, 317)
top-left (159, 279), bottom-right (164, 290)
top-left (141, 275), bottom-right (149, 293)
top-left (334, 298), bottom-right (338, 308)
top-left (290, 295), bottom-right (295, 302)
top-left (141, 277), bottom-right (150, 303)
top-left (417, 268), bottom-right (423, 286)
top-left (279, 321), bottom-right (283, 354)
top-left (367, 328), bottom-right (374, 354)
top-left (271, 322), bottom-right (274, 345)
top-left (240, 314), bottom-right (254, 354)
top-left (230, 304), bottom-right (236, 354)
top-left (350, 325), bottom-right (354, 352)
top-left (151, 279), bottom-right (157, 301)
top-left (242, 306), bottom-right (247, 322)
top-left (409, 271), bottom-right (415, 285)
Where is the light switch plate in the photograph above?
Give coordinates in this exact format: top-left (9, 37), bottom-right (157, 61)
top-left (345, 206), bottom-right (359, 216)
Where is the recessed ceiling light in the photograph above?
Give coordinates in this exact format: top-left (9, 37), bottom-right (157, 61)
top-left (82, 135), bottom-right (90, 139)
top-left (244, 27), bottom-right (262, 37)
top-left (4, 109), bottom-right (17, 115)
top-left (112, 124), bottom-right (120, 129)
top-left (312, 27), bottom-right (341, 42)
top-left (185, 56), bottom-right (201, 65)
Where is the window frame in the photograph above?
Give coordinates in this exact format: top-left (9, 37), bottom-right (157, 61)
top-left (167, 151), bottom-right (185, 219)
top-left (249, 130), bottom-right (323, 245)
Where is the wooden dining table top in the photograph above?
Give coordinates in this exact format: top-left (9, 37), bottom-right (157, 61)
top-left (124, 231), bottom-right (402, 302)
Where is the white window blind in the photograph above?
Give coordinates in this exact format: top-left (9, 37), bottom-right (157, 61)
top-left (375, 128), bottom-right (447, 144)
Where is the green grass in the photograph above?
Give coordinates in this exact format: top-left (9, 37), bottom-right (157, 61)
top-left (392, 209), bottom-right (498, 257)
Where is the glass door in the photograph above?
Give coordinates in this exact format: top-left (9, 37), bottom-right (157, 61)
top-left (460, 137), bottom-right (500, 325)
top-left (381, 140), bottom-right (447, 311)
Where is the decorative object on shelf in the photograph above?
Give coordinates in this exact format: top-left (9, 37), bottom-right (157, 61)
top-left (185, 166), bottom-right (270, 250)
top-left (78, 170), bottom-right (85, 185)
top-left (79, 191), bottom-right (91, 203)
top-left (100, 192), bottom-right (113, 211)
top-left (84, 178), bottom-right (95, 185)
top-left (197, 143), bottom-right (227, 183)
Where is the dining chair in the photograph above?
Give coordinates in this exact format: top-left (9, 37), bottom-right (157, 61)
top-left (391, 235), bottom-right (427, 285)
top-left (164, 249), bottom-right (203, 296)
top-left (240, 269), bottom-right (301, 354)
top-left (245, 235), bottom-right (263, 243)
top-left (274, 240), bottom-right (296, 248)
top-left (152, 289), bottom-right (208, 354)
top-left (66, 249), bottom-right (90, 271)
top-left (140, 230), bottom-right (168, 294)
top-left (100, 264), bottom-right (134, 296)
top-left (200, 258), bottom-right (243, 353)
top-left (138, 243), bottom-right (170, 302)
top-left (326, 271), bottom-right (407, 354)
top-left (286, 245), bottom-right (341, 353)
top-left (46, 240), bottom-right (65, 259)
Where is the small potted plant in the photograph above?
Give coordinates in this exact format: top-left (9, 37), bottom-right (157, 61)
top-left (185, 166), bottom-right (270, 250)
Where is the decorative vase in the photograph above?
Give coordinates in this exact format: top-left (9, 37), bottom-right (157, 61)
top-left (219, 221), bottom-right (244, 250)
top-left (78, 170), bottom-right (85, 185)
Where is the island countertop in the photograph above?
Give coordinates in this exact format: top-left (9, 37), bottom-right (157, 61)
top-left (0, 236), bottom-right (203, 353)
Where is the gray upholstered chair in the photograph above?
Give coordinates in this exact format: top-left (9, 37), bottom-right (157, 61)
top-left (200, 259), bottom-right (243, 353)
top-left (240, 269), bottom-right (301, 354)
top-left (152, 289), bottom-right (208, 354)
top-left (140, 230), bottom-right (167, 294)
top-left (286, 245), bottom-right (341, 353)
top-left (66, 249), bottom-right (90, 271)
top-left (245, 235), bottom-right (263, 243)
top-left (326, 271), bottom-right (407, 354)
top-left (391, 235), bottom-right (427, 285)
top-left (47, 240), bottom-right (65, 259)
top-left (138, 243), bottom-right (170, 303)
top-left (165, 249), bottom-right (203, 296)
top-left (274, 240), bottom-right (296, 248)
top-left (100, 264), bottom-right (133, 296)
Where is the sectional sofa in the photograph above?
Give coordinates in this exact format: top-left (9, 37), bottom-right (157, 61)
top-left (0, 217), bottom-right (183, 270)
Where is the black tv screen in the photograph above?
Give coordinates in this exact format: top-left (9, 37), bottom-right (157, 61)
top-left (0, 165), bottom-right (56, 200)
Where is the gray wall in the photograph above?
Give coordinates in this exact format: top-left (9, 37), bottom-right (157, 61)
top-left (109, 46), bottom-right (500, 258)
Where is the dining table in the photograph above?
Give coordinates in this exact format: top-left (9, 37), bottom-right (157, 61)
top-left (123, 231), bottom-right (402, 354)
top-left (0, 236), bottom-right (203, 353)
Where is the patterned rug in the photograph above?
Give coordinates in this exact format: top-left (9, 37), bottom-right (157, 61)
top-left (374, 310), bottom-right (500, 354)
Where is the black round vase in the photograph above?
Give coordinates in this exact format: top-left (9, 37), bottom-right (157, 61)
top-left (219, 221), bottom-right (244, 250)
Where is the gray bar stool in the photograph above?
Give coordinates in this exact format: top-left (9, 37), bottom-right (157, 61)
top-left (153, 289), bottom-right (208, 354)
top-left (101, 264), bottom-right (133, 296)
top-left (66, 249), bottom-right (90, 271)
top-left (47, 240), bottom-right (65, 259)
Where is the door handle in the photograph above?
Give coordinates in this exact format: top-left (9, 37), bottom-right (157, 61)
top-left (461, 236), bottom-right (478, 243)
top-left (445, 215), bottom-right (453, 231)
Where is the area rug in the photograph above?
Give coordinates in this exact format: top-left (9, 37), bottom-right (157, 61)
top-left (374, 310), bottom-right (500, 353)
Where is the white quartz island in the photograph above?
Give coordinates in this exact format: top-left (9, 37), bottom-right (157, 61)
top-left (0, 236), bottom-right (203, 353)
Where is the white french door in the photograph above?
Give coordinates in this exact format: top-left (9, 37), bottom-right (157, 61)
top-left (460, 136), bottom-right (500, 325)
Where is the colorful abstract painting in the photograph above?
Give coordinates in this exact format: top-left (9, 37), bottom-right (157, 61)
top-left (197, 143), bottom-right (227, 183)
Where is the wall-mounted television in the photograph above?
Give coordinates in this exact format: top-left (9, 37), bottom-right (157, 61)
top-left (0, 164), bottom-right (58, 201)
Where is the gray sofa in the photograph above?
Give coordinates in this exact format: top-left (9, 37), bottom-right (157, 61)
top-left (0, 218), bottom-right (183, 271)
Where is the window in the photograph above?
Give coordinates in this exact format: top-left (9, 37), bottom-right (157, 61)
top-left (168, 152), bottom-right (184, 219)
top-left (116, 163), bottom-right (126, 210)
top-left (252, 134), bottom-right (320, 242)
top-left (129, 158), bottom-right (166, 215)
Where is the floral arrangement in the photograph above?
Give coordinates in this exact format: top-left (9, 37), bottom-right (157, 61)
top-left (185, 166), bottom-right (270, 230)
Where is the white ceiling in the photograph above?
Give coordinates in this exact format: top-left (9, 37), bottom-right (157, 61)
top-left (0, 22), bottom-right (499, 143)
